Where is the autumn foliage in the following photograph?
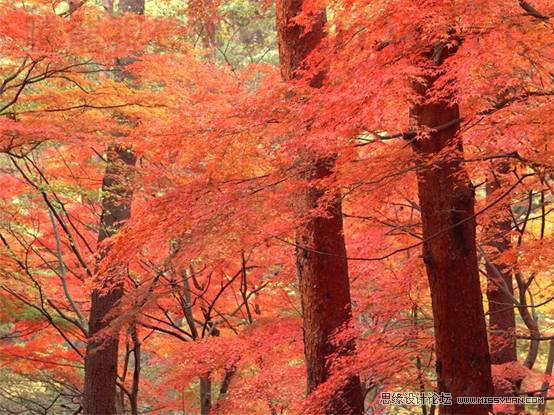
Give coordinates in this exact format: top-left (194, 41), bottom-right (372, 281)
top-left (0, 0), bottom-right (552, 414)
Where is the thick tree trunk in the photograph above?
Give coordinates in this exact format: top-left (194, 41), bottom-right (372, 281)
top-left (295, 160), bottom-right (364, 414)
top-left (83, 1), bottom-right (143, 413)
top-left (410, 46), bottom-right (494, 414)
top-left (83, 145), bottom-right (136, 415)
top-left (275, 0), bottom-right (325, 86)
top-left (276, 1), bottom-right (364, 413)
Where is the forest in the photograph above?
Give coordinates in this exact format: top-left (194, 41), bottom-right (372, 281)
top-left (0, 0), bottom-right (552, 414)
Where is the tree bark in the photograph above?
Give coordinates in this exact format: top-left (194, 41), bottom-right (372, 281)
top-left (539, 338), bottom-right (554, 414)
top-left (130, 323), bottom-right (141, 415)
top-left (484, 166), bottom-right (518, 402)
top-left (83, 1), bottom-right (143, 412)
top-left (515, 271), bottom-right (541, 371)
top-left (275, 1), bottom-right (364, 413)
top-left (485, 192), bottom-right (517, 368)
top-left (409, 43), bottom-right (494, 415)
top-left (483, 166), bottom-right (520, 414)
top-left (83, 145), bottom-right (136, 415)
top-left (295, 159), bottom-right (364, 414)
top-left (200, 376), bottom-right (212, 415)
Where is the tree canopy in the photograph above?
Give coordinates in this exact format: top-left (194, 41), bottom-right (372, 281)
top-left (0, 0), bottom-right (552, 414)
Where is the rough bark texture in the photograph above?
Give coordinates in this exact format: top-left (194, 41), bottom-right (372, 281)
top-left (83, 145), bottom-right (136, 415)
top-left (82, 0), bottom-right (143, 412)
top-left (410, 44), bottom-right (494, 415)
top-left (276, 1), bottom-right (364, 413)
top-left (295, 160), bottom-right (364, 414)
top-left (276, 0), bottom-right (325, 86)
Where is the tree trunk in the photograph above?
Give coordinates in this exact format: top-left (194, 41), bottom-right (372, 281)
top-left (295, 160), bottom-right (364, 414)
top-left (275, 1), bottom-right (364, 413)
top-left (200, 376), bottom-right (212, 415)
top-left (485, 193), bottom-right (517, 368)
top-left (83, 1), bottom-right (143, 412)
top-left (83, 144), bottom-right (136, 415)
top-left (130, 323), bottom-right (141, 415)
top-left (409, 44), bottom-right (494, 415)
top-left (515, 271), bottom-right (541, 371)
top-left (539, 338), bottom-right (554, 414)
top-left (483, 166), bottom-right (519, 414)
top-left (484, 166), bottom-right (518, 401)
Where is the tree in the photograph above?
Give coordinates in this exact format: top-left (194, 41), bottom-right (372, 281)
top-left (483, 162), bottom-right (519, 408)
top-left (275, 0), bottom-right (364, 413)
top-left (0, 0), bottom-right (552, 414)
top-left (82, 0), bottom-right (144, 412)
top-left (83, 146), bottom-right (137, 414)
top-left (408, 39), bottom-right (494, 414)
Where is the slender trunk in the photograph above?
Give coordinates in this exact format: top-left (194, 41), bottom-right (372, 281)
top-left (130, 324), bottom-right (141, 415)
top-left (515, 271), bottom-right (541, 371)
top-left (179, 263), bottom-right (215, 414)
top-left (539, 339), bottom-right (554, 414)
top-left (409, 43), bottom-right (493, 415)
top-left (200, 376), bottom-right (212, 415)
top-left (484, 166), bottom-right (518, 401)
top-left (218, 365), bottom-right (236, 401)
top-left (485, 211), bottom-right (517, 370)
top-left (275, 1), bottom-right (363, 413)
top-left (483, 167), bottom-right (519, 414)
top-left (83, 1), bottom-right (143, 413)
